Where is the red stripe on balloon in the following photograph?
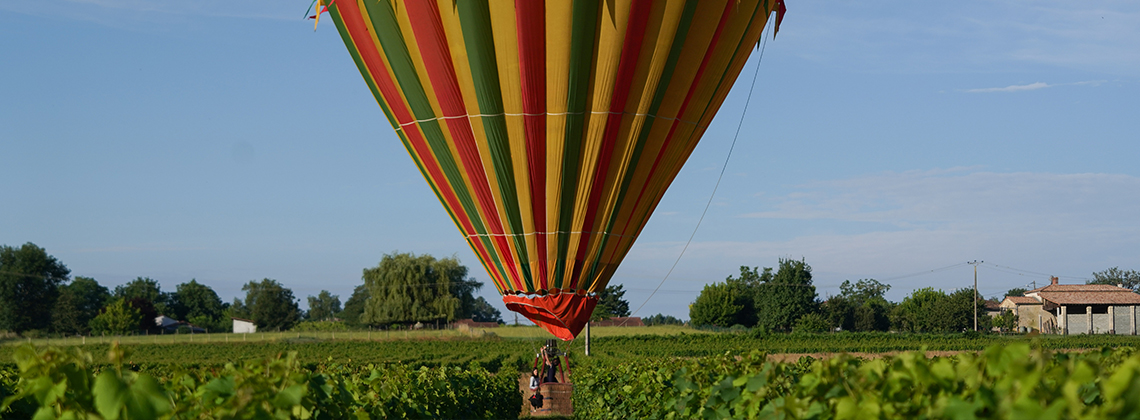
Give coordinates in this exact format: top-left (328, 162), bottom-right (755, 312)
top-left (569, 0), bottom-right (653, 290)
top-left (336, 0), bottom-right (510, 292)
top-left (617, 1), bottom-right (736, 238)
top-left (514, 0), bottom-right (548, 289)
top-left (403, 0), bottom-right (524, 290)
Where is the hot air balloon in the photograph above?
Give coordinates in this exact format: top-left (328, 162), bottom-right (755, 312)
top-left (324, 0), bottom-right (784, 340)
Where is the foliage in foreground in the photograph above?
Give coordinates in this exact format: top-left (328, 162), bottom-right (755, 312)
top-left (0, 343), bottom-right (520, 419)
top-left (574, 344), bottom-right (1140, 419)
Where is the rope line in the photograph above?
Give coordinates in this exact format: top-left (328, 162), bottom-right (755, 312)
top-left (619, 16), bottom-right (775, 326)
top-left (394, 110), bottom-right (702, 130)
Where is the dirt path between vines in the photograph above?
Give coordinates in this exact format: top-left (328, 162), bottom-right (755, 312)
top-left (763, 348), bottom-right (1101, 363)
top-left (764, 350), bottom-right (968, 363)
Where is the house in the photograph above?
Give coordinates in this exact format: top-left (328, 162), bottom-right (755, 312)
top-left (1000, 277), bottom-right (1140, 335)
top-left (589, 317), bottom-right (644, 327)
top-left (232, 317), bottom-right (257, 333)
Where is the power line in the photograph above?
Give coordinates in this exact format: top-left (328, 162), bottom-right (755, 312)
top-left (874, 262), bottom-right (970, 283)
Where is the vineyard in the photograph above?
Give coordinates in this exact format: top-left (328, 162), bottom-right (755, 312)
top-left (0, 343), bottom-right (519, 419)
top-left (574, 344), bottom-right (1140, 419)
top-left (4, 332), bottom-right (1140, 418)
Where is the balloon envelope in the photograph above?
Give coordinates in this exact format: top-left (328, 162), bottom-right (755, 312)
top-left (328, 0), bottom-right (781, 340)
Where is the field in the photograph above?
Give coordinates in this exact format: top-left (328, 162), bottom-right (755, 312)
top-left (0, 324), bottom-right (705, 348)
top-left (4, 329), bottom-right (1140, 418)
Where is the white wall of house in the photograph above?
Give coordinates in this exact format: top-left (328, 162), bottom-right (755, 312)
top-left (232, 318), bottom-right (256, 334)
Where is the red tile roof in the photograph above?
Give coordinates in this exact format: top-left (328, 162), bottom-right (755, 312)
top-left (1003, 296), bottom-right (1040, 305)
top-left (1026, 284), bottom-right (1127, 293)
top-left (1018, 283), bottom-right (1140, 305)
top-left (1037, 291), bottom-right (1140, 305)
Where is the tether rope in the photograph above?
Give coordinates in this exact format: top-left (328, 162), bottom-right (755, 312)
top-left (616, 14), bottom-right (775, 327)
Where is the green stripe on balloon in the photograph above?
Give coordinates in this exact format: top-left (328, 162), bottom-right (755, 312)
top-left (555, 0), bottom-right (600, 291)
top-left (456, 0), bottom-right (534, 291)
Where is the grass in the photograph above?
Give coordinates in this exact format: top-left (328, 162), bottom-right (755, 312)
top-left (492, 324), bottom-right (705, 339)
top-left (0, 324), bottom-right (703, 348)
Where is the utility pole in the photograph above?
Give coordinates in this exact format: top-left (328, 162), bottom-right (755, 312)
top-left (968, 260), bottom-right (983, 331)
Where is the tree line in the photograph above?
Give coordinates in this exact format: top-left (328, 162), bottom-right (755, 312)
top-left (690, 258), bottom-right (1139, 333)
top-left (0, 243), bottom-right (510, 337)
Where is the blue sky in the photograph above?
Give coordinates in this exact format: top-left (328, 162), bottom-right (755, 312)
top-left (3, 1), bottom-right (1138, 322)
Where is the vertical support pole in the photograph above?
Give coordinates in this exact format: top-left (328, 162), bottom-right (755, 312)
top-left (1053, 305), bottom-right (1062, 335)
top-left (585, 322), bottom-right (591, 356)
top-left (968, 260), bottom-right (982, 331)
top-left (1087, 306), bottom-right (1093, 334)
top-left (1109, 306), bottom-right (1116, 334)
top-left (1126, 303), bottom-right (1135, 335)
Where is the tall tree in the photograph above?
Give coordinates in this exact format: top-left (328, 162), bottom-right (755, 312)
top-left (113, 277), bottom-right (171, 315)
top-left (443, 273), bottom-right (484, 321)
top-left (125, 297), bottom-right (159, 332)
top-left (891, 287), bottom-right (945, 332)
top-left (240, 279), bottom-right (301, 331)
top-left (469, 296), bottom-right (503, 323)
top-left (821, 295), bottom-right (854, 332)
top-left (361, 253), bottom-right (475, 325)
top-left (306, 290), bottom-right (342, 321)
top-left (689, 282), bottom-right (750, 328)
top-left (838, 279), bottom-right (893, 332)
top-left (52, 276), bottom-right (111, 335)
top-left (1088, 267), bottom-right (1140, 292)
top-left (753, 258), bottom-right (817, 332)
top-left (891, 287), bottom-right (985, 333)
top-left (89, 298), bottom-right (141, 335)
top-left (171, 279), bottom-right (226, 331)
top-left (591, 284), bottom-right (631, 321)
top-left (227, 297), bottom-right (250, 320)
top-left (0, 243), bottom-right (70, 333)
top-left (339, 285), bottom-right (369, 327)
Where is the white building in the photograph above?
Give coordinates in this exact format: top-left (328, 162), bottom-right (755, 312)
top-left (232, 317), bottom-right (257, 333)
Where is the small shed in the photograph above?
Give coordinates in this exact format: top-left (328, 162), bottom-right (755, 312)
top-left (232, 317), bottom-right (257, 333)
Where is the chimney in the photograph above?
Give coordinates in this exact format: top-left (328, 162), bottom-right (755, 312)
top-left (1118, 283), bottom-right (1124, 289)
top-left (1050, 276), bottom-right (1058, 285)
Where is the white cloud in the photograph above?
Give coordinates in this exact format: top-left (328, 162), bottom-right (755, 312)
top-left (966, 82), bottom-right (1051, 93)
top-left (965, 80), bottom-right (1107, 93)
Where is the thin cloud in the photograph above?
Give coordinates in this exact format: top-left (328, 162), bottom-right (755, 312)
top-left (966, 82), bottom-right (1051, 93)
top-left (619, 170), bottom-right (1140, 302)
top-left (965, 80), bottom-right (1108, 93)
